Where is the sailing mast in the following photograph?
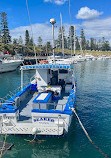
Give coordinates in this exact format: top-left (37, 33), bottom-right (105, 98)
top-left (74, 25), bottom-right (76, 56)
top-left (79, 38), bottom-right (83, 56)
top-left (69, 0), bottom-right (72, 58)
top-left (26, 0), bottom-right (37, 65)
top-left (60, 13), bottom-right (64, 58)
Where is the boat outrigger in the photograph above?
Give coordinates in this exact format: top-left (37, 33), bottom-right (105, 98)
top-left (0, 63), bottom-right (76, 136)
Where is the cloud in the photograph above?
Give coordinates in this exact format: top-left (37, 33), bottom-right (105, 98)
top-left (10, 23), bottom-right (74, 44)
top-left (10, 16), bottom-right (111, 45)
top-left (44, 0), bottom-right (68, 5)
top-left (76, 7), bottom-right (103, 20)
top-left (10, 23), bottom-right (55, 45)
top-left (81, 17), bottom-right (111, 39)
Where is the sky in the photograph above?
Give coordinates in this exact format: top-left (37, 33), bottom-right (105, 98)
top-left (0, 0), bottom-right (111, 44)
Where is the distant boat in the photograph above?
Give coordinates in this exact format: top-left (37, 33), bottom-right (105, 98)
top-left (72, 54), bottom-right (86, 62)
top-left (48, 55), bottom-right (73, 64)
top-left (0, 57), bottom-right (23, 73)
top-left (85, 54), bottom-right (94, 61)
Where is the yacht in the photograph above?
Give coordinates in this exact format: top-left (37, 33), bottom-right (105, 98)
top-left (72, 54), bottom-right (86, 62)
top-left (48, 55), bottom-right (74, 64)
top-left (0, 58), bottom-right (23, 73)
top-left (85, 54), bottom-right (94, 61)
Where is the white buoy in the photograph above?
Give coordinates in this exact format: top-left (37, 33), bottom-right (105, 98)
top-left (32, 127), bottom-right (37, 135)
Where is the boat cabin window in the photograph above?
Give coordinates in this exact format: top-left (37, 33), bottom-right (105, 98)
top-left (59, 69), bottom-right (68, 74)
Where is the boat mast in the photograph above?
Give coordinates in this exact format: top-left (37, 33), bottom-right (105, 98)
top-left (60, 13), bottom-right (64, 58)
top-left (74, 25), bottom-right (76, 56)
top-left (50, 19), bottom-right (56, 63)
top-left (80, 38), bottom-right (83, 56)
top-left (69, 0), bottom-right (72, 58)
top-left (26, 0), bottom-right (37, 65)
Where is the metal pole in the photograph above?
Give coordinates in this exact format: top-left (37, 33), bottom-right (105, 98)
top-left (60, 13), bottom-right (64, 58)
top-left (74, 25), bottom-right (76, 56)
top-left (58, 115), bottom-right (59, 135)
top-left (50, 19), bottom-right (56, 63)
top-left (52, 24), bottom-right (55, 63)
top-left (80, 38), bottom-right (83, 56)
top-left (21, 69), bottom-right (23, 91)
top-left (69, 0), bottom-right (72, 58)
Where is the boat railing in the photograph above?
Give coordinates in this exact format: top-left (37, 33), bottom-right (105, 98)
top-left (32, 102), bottom-right (65, 111)
top-left (30, 74), bottom-right (36, 83)
top-left (0, 81), bottom-right (30, 107)
top-left (0, 98), bottom-right (15, 107)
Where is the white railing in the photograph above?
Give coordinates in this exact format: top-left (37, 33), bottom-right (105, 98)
top-left (30, 74), bottom-right (36, 83)
top-left (0, 81), bottom-right (30, 106)
top-left (32, 102), bottom-right (65, 111)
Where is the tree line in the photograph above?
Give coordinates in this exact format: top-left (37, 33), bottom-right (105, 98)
top-left (0, 11), bottom-right (111, 55)
top-left (56, 26), bottom-right (111, 51)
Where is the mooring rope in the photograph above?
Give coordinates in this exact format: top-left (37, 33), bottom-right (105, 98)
top-left (24, 133), bottom-right (46, 144)
top-left (24, 133), bottom-right (37, 143)
top-left (0, 120), bottom-right (10, 158)
top-left (70, 107), bottom-right (110, 158)
top-left (0, 133), bottom-right (7, 158)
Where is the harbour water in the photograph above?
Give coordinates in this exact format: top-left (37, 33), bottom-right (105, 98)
top-left (0, 60), bottom-right (111, 158)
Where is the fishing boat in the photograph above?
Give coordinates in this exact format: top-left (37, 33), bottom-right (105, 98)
top-left (0, 17), bottom-right (76, 136)
top-left (0, 63), bottom-right (76, 136)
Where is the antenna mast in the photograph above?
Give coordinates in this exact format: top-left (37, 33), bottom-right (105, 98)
top-left (50, 18), bottom-right (56, 63)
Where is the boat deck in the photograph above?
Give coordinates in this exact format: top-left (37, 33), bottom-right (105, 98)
top-left (18, 90), bottom-right (69, 122)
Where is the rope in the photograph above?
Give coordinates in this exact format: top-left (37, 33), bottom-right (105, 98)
top-left (0, 119), bottom-right (10, 158)
top-left (70, 107), bottom-right (110, 158)
top-left (24, 133), bottom-right (37, 143)
top-left (0, 133), bottom-right (7, 158)
top-left (24, 133), bottom-right (46, 144)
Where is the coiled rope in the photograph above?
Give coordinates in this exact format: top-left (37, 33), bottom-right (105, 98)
top-left (70, 107), bottom-right (110, 158)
